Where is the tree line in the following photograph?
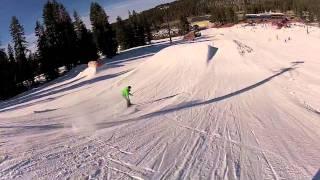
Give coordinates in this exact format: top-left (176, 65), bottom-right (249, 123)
top-left (141, 0), bottom-right (320, 27)
top-left (0, 0), bottom-right (152, 100)
top-left (1, 0), bottom-right (320, 100)
top-left (115, 11), bottom-right (152, 50)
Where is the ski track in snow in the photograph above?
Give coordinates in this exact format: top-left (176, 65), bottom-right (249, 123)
top-left (0, 23), bottom-right (320, 180)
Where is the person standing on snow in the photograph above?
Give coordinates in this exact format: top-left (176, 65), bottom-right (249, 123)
top-left (122, 86), bottom-right (133, 107)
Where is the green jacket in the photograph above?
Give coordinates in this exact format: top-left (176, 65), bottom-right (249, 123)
top-left (122, 87), bottom-right (131, 98)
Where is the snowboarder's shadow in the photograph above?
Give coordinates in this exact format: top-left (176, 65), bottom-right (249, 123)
top-left (291, 61), bottom-right (304, 65)
top-left (138, 65), bottom-right (298, 119)
top-left (139, 94), bottom-right (180, 105)
top-left (313, 169), bottom-right (320, 180)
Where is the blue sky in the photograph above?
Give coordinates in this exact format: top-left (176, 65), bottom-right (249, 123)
top-left (0, 0), bottom-right (175, 48)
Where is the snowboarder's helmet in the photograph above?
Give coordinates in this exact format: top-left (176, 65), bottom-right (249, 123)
top-left (128, 86), bottom-right (132, 89)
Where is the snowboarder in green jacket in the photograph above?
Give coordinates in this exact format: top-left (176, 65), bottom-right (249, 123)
top-left (122, 86), bottom-right (133, 107)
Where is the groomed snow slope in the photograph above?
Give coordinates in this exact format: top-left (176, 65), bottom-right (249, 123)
top-left (0, 24), bottom-right (320, 180)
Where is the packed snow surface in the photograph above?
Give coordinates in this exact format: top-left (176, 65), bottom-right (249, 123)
top-left (1, 24), bottom-right (320, 179)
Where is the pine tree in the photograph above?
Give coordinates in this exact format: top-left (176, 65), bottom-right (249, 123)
top-left (210, 6), bottom-right (227, 24)
top-left (7, 44), bottom-right (15, 62)
top-left (141, 15), bottom-right (153, 43)
top-left (42, 1), bottom-right (64, 79)
top-left (225, 6), bottom-right (237, 23)
top-left (0, 47), bottom-right (8, 99)
top-left (179, 15), bottom-right (190, 35)
top-left (10, 17), bottom-right (27, 63)
top-left (10, 16), bottom-right (32, 86)
top-left (129, 11), bottom-right (146, 47)
top-left (58, 3), bottom-right (78, 69)
top-left (115, 16), bottom-right (131, 50)
top-left (35, 20), bottom-right (54, 79)
top-left (6, 44), bottom-right (17, 86)
top-left (90, 2), bottom-right (118, 58)
top-left (135, 12), bottom-right (146, 46)
top-left (25, 52), bottom-right (36, 86)
top-left (0, 44), bottom-right (17, 99)
top-left (125, 15), bottom-right (137, 49)
top-left (0, 44), bottom-right (7, 61)
top-left (74, 11), bottom-right (98, 64)
top-left (42, 0), bottom-right (78, 78)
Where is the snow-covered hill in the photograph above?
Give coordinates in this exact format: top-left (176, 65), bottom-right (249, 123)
top-left (0, 23), bottom-right (320, 180)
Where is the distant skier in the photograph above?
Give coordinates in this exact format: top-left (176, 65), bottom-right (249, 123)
top-left (122, 86), bottom-right (133, 107)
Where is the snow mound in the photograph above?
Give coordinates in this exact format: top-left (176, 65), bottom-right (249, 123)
top-left (119, 42), bottom-right (219, 98)
top-left (144, 42), bottom-right (217, 69)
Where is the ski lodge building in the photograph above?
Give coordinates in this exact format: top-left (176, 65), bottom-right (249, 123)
top-left (245, 12), bottom-right (286, 22)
